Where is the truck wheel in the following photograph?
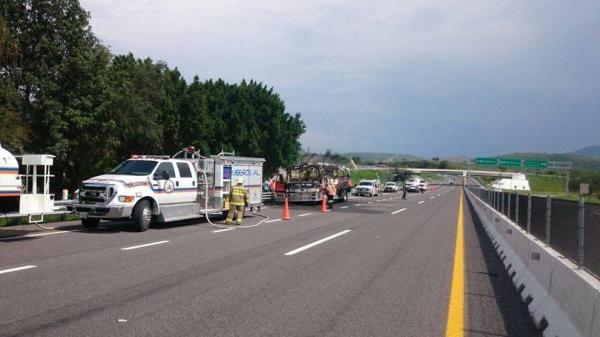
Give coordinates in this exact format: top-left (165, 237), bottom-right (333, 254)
top-left (132, 200), bottom-right (152, 232)
top-left (81, 218), bottom-right (100, 229)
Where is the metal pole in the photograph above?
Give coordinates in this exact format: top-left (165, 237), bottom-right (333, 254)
top-left (545, 196), bottom-right (552, 244)
top-left (527, 194), bottom-right (532, 234)
top-left (566, 170), bottom-right (570, 194)
top-left (494, 191), bottom-right (498, 210)
top-left (515, 192), bottom-right (520, 225)
top-left (507, 192), bottom-right (511, 220)
top-left (501, 191), bottom-right (505, 215)
top-left (577, 197), bottom-right (585, 268)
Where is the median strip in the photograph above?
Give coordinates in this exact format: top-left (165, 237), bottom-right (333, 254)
top-left (0, 265), bottom-right (37, 275)
top-left (285, 230), bottom-right (351, 256)
top-left (391, 208), bottom-right (407, 215)
top-left (121, 240), bottom-right (170, 251)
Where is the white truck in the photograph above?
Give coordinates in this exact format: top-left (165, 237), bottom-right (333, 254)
top-left (71, 148), bottom-right (265, 231)
top-left (355, 179), bottom-right (381, 197)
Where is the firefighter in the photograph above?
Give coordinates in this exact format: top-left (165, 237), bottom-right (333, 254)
top-left (226, 177), bottom-right (249, 225)
top-left (325, 180), bottom-right (336, 210)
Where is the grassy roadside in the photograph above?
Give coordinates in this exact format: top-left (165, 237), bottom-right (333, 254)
top-left (0, 214), bottom-right (80, 227)
top-left (350, 169), bottom-right (394, 184)
top-left (477, 173), bottom-right (600, 204)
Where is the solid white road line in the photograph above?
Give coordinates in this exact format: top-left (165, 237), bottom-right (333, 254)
top-left (391, 208), bottom-right (407, 215)
top-left (298, 213), bottom-right (312, 217)
top-left (0, 265), bottom-right (37, 275)
top-left (418, 201), bottom-right (425, 204)
top-left (212, 228), bottom-right (234, 233)
top-left (340, 206), bottom-right (349, 209)
top-left (355, 204), bottom-right (362, 206)
top-left (430, 196), bottom-right (435, 199)
top-left (266, 219), bottom-right (282, 223)
top-left (0, 230), bottom-right (70, 241)
top-left (285, 230), bottom-right (352, 256)
top-left (368, 201), bottom-right (374, 204)
top-left (121, 240), bottom-right (170, 251)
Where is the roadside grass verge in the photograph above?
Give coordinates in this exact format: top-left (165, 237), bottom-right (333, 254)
top-left (0, 214), bottom-right (79, 227)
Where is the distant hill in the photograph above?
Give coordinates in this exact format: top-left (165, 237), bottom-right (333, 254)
top-left (572, 146), bottom-right (600, 157)
top-left (342, 152), bottom-right (422, 163)
top-left (300, 152), bottom-right (352, 166)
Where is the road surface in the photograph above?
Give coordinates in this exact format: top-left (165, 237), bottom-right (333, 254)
top-left (0, 186), bottom-right (539, 336)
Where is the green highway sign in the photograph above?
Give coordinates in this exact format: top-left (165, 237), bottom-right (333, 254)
top-left (524, 160), bottom-right (548, 168)
top-left (499, 158), bottom-right (521, 167)
top-left (475, 157), bottom-right (498, 165)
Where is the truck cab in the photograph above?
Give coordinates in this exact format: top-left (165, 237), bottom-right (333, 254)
top-left (73, 156), bottom-right (198, 231)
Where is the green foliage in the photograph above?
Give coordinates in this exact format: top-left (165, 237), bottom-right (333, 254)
top-left (0, 1), bottom-right (305, 191)
top-left (351, 169), bottom-right (381, 184)
top-left (528, 175), bottom-right (566, 194)
top-left (569, 170), bottom-right (600, 199)
top-left (393, 169), bottom-right (412, 182)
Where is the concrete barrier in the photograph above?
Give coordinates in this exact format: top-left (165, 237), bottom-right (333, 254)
top-left (466, 189), bottom-right (600, 337)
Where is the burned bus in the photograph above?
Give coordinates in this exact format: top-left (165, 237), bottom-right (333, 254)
top-left (277, 163), bottom-right (352, 203)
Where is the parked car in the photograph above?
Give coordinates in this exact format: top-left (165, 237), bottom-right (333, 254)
top-left (384, 182), bottom-right (399, 193)
top-left (355, 179), bottom-right (381, 196)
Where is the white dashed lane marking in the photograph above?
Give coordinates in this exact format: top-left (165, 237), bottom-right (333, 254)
top-left (0, 265), bottom-right (37, 275)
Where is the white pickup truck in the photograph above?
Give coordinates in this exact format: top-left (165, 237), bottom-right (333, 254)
top-left (355, 179), bottom-right (381, 197)
top-left (71, 149), bottom-right (265, 231)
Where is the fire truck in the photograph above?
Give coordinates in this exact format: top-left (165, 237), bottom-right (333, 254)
top-left (277, 163), bottom-right (352, 203)
top-left (71, 147), bottom-right (265, 231)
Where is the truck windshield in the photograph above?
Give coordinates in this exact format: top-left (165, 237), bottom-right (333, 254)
top-left (109, 160), bottom-right (158, 176)
top-left (359, 182), bottom-right (373, 186)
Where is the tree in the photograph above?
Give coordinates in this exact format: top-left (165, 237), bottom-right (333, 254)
top-left (0, 17), bottom-right (27, 151)
top-left (0, 1), bottom-right (306, 191)
top-left (2, 0), bottom-right (112, 190)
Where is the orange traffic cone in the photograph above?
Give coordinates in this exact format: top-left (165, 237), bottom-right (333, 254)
top-left (282, 197), bottom-right (291, 220)
top-left (321, 194), bottom-right (329, 212)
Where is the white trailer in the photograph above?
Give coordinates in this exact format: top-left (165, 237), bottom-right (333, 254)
top-left (0, 143), bottom-right (67, 224)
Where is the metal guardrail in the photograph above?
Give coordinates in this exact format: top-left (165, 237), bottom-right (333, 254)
top-left (467, 186), bottom-right (600, 278)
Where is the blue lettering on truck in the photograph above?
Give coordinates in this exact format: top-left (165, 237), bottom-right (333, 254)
top-left (232, 169), bottom-right (260, 177)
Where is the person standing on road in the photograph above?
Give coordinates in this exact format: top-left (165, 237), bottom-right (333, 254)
top-left (226, 177), bottom-right (249, 225)
top-left (402, 185), bottom-right (407, 200)
top-left (326, 180), bottom-right (336, 210)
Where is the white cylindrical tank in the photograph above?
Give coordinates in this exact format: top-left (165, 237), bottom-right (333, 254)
top-left (0, 143), bottom-right (21, 212)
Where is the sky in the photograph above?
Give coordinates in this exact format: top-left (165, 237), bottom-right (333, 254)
top-left (80, 0), bottom-right (600, 158)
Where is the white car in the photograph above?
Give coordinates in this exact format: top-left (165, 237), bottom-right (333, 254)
top-left (404, 177), bottom-right (423, 192)
top-left (355, 180), bottom-right (380, 196)
top-left (384, 182), bottom-right (399, 193)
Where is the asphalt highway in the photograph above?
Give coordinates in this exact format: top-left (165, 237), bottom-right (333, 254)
top-left (0, 186), bottom-right (540, 336)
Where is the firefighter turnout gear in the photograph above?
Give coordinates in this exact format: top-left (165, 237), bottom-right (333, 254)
top-left (325, 181), bottom-right (336, 210)
top-left (226, 179), bottom-right (249, 225)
